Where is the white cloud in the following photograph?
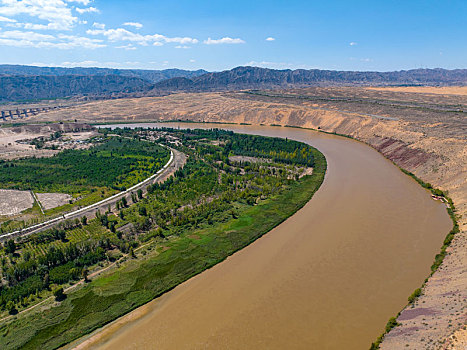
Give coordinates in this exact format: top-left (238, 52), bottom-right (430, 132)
top-left (57, 33), bottom-right (105, 48)
top-left (204, 37), bottom-right (245, 45)
top-left (87, 27), bottom-right (198, 46)
top-left (0, 30), bottom-right (55, 41)
top-left (61, 60), bottom-right (99, 67)
top-left (0, 16), bottom-right (16, 23)
top-left (165, 36), bottom-right (198, 44)
top-left (245, 60), bottom-right (315, 70)
top-left (0, 30), bottom-right (105, 49)
top-left (75, 7), bottom-right (99, 14)
top-left (92, 22), bottom-right (105, 29)
top-left (67, 0), bottom-right (92, 5)
top-left (175, 45), bottom-right (190, 49)
top-left (189, 59), bottom-right (195, 63)
top-left (116, 43), bottom-right (136, 50)
top-left (123, 22), bottom-right (142, 29)
top-left (87, 28), bottom-right (150, 45)
top-left (0, 0), bottom-right (80, 31)
top-left (349, 42), bottom-right (357, 46)
top-left (23, 22), bottom-right (61, 30)
top-left (265, 37), bottom-right (275, 41)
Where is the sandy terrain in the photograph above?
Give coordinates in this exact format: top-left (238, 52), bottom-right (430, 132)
top-left (0, 189), bottom-right (34, 215)
top-left (0, 127), bottom-right (55, 160)
top-left (444, 327), bottom-right (467, 349)
top-left (36, 192), bottom-right (72, 210)
top-left (0, 123), bottom-right (95, 160)
top-left (368, 86), bottom-right (467, 96)
top-left (19, 87), bottom-right (467, 349)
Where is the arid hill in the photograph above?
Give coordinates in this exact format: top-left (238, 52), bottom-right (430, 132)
top-left (0, 65), bottom-right (207, 83)
top-left (1, 65), bottom-right (466, 102)
top-left (149, 66), bottom-right (467, 93)
top-left (0, 75), bottom-right (153, 102)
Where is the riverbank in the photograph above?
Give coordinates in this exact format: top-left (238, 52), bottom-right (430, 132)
top-left (0, 139), bottom-right (326, 350)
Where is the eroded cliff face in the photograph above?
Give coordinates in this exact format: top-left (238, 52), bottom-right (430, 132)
top-left (23, 89), bottom-right (467, 349)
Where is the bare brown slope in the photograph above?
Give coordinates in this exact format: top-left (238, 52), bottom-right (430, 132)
top-left (23, 87), bottom-right (467, 349)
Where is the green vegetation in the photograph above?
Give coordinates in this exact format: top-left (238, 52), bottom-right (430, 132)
top-left (407, 288), bottom-right (422, 303)
top-left (0, 128), bottom-right (326, 349)
top-left (0, 137), bottom-right (169, 193)
top-left (370, 317), bottom-right (401, 350)
top-left (0, 137), bottom-right (170, 234)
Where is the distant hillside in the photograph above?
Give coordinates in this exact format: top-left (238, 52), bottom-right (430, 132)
top-left (149, 66), bottom-right (467, 93)
top-left (1, 65), bottom-right (465, 102)
top-left (0, 75), bottom-right (152, 102)
top-left (0, 65), bottom-right (208, 83)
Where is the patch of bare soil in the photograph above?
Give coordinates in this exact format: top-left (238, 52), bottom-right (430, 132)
top-left (36, 193), bottom-right (72, 210)
top-left (228, 155), bottom-right (269, 163)
top-left (367, 86), bottom-right (467, 96)
top-left (444, 327), bottom-right (467, 349)
top-left (22, 87), bottom-right (467, 349)
top-left (0, 123), bottom-right (94, 160)
top-left (0, 189), bottom-right (34, 215)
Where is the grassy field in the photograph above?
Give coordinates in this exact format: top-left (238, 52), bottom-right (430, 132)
top-left (0, 145), bottom-right (326, 350)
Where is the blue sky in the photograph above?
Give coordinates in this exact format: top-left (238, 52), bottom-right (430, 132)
top-left (0, 0), bottom-right (465, 71)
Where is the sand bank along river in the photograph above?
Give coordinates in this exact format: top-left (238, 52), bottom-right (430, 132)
top-left (70, 123), bottom-right (452, 350)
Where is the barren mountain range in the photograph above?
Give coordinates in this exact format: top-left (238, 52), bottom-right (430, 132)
top-left (1, 65), bottom-right (466, 102)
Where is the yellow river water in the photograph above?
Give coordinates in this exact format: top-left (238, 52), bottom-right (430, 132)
top-left (70, 123), bottom-right (451, 350)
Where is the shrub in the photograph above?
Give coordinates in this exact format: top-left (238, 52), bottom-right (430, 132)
top-left (53, 287), bottom-right (66, 301)
top-left (385, 317), bottom-right (400, 333)
top-left (408, 288), bottom-right (422, 303)
top-left (6, 301), bottom-right (17, 315)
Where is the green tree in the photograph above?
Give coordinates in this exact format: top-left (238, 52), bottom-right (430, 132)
top-left (5, 239), bottom-right (16, 255)
top-left (82, 268), bottom-right (89, 282)
top-left (121, 197), bottom-right (127, 207)
top-left (6, 301), bottom-right (17, 315)
top-left (53, 287), bottom-right (66, 301)
top-left (138, 206), bottom-right (147, 216)
top-left (43, 273), bottom-right (50, 290)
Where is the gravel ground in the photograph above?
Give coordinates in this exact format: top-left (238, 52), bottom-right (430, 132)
top-left (0, 189), bottom-right (34, 215)
top-left (36, 192), bottom-right (72, 210)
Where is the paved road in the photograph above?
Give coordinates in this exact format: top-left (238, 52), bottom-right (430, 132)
top-left (0, 147), bottom-right (187, 242)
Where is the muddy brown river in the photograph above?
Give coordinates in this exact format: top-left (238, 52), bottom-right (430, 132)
top-left (71, 123), bottom-right (451, 350)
